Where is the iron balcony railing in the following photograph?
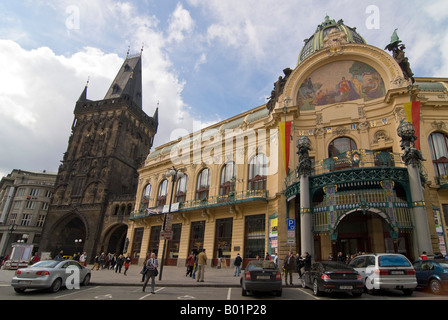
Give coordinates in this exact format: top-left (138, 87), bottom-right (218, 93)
top-left (285, 149), bottom-right (405, 189)
top-left (130, 189), bottom-right (268, 220)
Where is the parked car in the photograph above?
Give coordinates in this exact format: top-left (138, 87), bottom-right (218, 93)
top-left (240, 260), bottom-right (282, 296)
top-left (11, 259), bottom-right (91, 293)
top-left (348, 253), bottom-right (416, 295)
top-left (412, 259), bottom-right (448, 295)
top-left (301, 261), bottom-right (364, 297)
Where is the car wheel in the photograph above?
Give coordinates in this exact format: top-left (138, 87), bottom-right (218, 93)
top-left (301, 278), bottom-right (306, 288)
top-left (429, 279), bottom-right (442, 295)
top-left (14, 288), bottom-right (25, 294)
top-left (242, 288), bottom-right (247, 296)
top-left (313, 279), bottom-right (321, 296)
top-left (82, 274), bottom-right (91, 286)
top-left (352, 291), bottom-right (362, 297)
top-left (49, 278), bottom-right (62, 293)
top-left (276, 288), bottom-right (282, 297)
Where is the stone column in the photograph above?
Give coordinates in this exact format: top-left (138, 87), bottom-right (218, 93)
top-left (397, 120), bottom-right (433, 257)
top-left (296, 136), bottom-right (314, 256)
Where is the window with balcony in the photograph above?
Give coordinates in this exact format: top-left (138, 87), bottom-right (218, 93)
top-left (196, 168), bottom-right (210, 200)
top-left (428, 132), bottom-right (448, 178)
top-left (175, 174), bottom-right (188, 203)
top-left (220, 162), bottom-right (236, 196)
top-left (156, 179), bottom-right (169, 207)
top-left (248, 154), bottom-right (267, 191)
top-left (141, 183), bottom-right (152, 208)
top-left (328, 137), bottom-right (357, 171)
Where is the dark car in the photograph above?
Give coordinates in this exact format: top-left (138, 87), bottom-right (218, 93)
top-left (412, 259), bottom-right (448, 295)
top-left (301, 261), bottom-right (364, 297)
top-left (240, 260), bottom-right (282, 296)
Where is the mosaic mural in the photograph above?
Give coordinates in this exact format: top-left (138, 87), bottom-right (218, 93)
top-left (297, 60), bottom-right (386, 111)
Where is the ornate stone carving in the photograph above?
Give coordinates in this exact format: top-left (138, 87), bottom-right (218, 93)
top-left (397, 120), bottom-right (425, 166)
top-left (296, 135), bottom-right (312, 177)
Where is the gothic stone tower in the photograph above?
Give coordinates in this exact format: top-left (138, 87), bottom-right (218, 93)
top-left (40, 54), bottom-right (158, 261)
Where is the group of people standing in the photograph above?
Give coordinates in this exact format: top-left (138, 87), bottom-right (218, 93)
top-left (185, 249), bottom-right (208, 282)
top-left (91, 252), bottom-right (132, 275)
top-left (283, 251), bottom-right (312, 286)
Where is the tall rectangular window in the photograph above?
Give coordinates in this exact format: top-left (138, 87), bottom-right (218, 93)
top-left (215, 218), bottom-right (233, 259)
top-left (167, 223), bottom-right (182, 259)
top-left (245, 214), bottom-right (265, 259)
top-left (131, 227), bottom-right (144, 260)
top-left (189, 220), bottom-right (205, 254)
top-left (148, 226), bottom-right (161, 256)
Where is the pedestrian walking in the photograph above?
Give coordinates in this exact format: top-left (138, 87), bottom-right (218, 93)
top-left (142, 253), bottom-right (158, 293)
top-left (196, 248), bottom-right (207, 282)
top-left (79, 252), bottom-right (87, 267)
top-left (283, 251), bottom-right (296, 285)
top-left (115, 254), bottom-right (124, 273)
top-left (186, 251), bottom-right (195, 277)
top-left (192, 251), bottom-right (198, 279)
top-left (123, 254), bottom-right (131, 275)
top-left (233, 253), bottom-right (242, 277)
top-left (92, 254), bottom-right (100, 270)
top-left (141, 252), bottom-right (150, 282)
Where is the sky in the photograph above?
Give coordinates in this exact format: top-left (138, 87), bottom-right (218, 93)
top-left (1, 0), bottom-right (448, 179)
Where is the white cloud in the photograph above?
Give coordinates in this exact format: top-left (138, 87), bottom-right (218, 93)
top-left (167, 3), bottom-right (195, 43)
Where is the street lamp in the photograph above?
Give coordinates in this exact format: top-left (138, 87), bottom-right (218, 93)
top-left (75, 239), bottom-right (82, 252)
top-left (159, 166), bottom-right (184, 280)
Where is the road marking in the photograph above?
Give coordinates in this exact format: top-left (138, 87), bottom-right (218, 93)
top-left (139, 287), bottom-right (165, 300)
top-left (296, 287), bottom-right (322, 300)
top-left (227, 288), bottom-right (231, 300)
top-left (54, 286), bottom-right (99, 299)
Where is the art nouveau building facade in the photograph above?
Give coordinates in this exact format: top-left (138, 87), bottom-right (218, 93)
top-left (126, 17), bottom-right (448, 267)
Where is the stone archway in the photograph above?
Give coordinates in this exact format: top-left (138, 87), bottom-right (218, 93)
top-left (103, 224), bottom-right (128, 255)
top-left (52, 216), bottom-right (87, 257)
top-left (332, 209), bottom-right (398, 259)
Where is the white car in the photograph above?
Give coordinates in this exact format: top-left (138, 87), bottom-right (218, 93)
top-left (348, 253), bottom-right (417, 295)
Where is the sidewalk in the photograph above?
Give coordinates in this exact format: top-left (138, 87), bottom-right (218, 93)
top-left (0, 264), bottom-right (302, 288)
top-left (0, 264), bottom-right (244, 287)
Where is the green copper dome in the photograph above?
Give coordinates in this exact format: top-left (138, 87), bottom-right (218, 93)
top-left (297, 16), bottom-right (366, 65)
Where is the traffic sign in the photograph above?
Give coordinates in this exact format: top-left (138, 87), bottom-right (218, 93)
top-left (287, 219), bottom-right (295, 231)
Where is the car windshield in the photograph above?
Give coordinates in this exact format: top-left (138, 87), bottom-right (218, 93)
top-left (379, 255), bottom-right (410, 267)
top-left (437, 262), bottom-right (448, 269)
top-left (321, 261), bottom-right (354, 271)
top-left (247, 260), bottom-right (277, 270)
top-left (30, 260), bottom-right (60, 268)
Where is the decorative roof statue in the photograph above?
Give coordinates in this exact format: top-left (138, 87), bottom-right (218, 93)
top-left (385, 29), bottom-right (415, 83)
top-left (266, 68), bottom-right (293, 113)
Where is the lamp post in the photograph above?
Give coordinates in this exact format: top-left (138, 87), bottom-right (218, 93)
top-left (75, 239), bottom-right (82, 253)
top-left (159, 166), bottom-right (184, 280)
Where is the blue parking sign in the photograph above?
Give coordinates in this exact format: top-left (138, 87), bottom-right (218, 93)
top-left (287, 219), bottom-right (295, 231)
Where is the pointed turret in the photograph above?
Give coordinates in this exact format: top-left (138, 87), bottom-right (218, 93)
top-left (77, 85), bottom-right (88, 102)
top-left (77, 77), bottom-right (90, 102)
top-left (104, 54), bottom-right (143, 108)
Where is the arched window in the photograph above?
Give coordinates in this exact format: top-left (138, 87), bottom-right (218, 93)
top-left (196, 168), bottom-right (210, 200)
top-left (428, 132), bottom-right (448, 177)
top-left (175, 174), bottom-right (188, 203)
top-left (328, 137), bottom-right (357, 157)
top-left (141, 184), bottom-right (152, 208)
top-left (220, 162), bottom-right (236, 196)
top-left (157, 179), bottom-right (169, 207)
top-left (248, 154), bottom-right (267, 191)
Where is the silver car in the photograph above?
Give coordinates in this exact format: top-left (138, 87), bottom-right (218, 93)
top-left (348, 253), bottom-right (417, 295)
top-left (11, 260), bottom-right (91, 293)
